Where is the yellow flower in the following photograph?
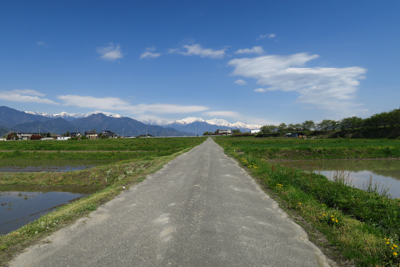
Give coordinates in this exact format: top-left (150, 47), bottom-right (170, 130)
top-left (336, 220), bottom-right (338, 223)
top-left (332, 219), bottom-right (334, 221)
top-left (387, 242), bottom-right (390, 244)
top-left (331, 215), bottom-right (334, 217)
top-left (394, 244), bottom-right (398, 248)
top-left (394, 252), bottom-right (397, 256)
top-left (299, 203), bottom-right (301, 205)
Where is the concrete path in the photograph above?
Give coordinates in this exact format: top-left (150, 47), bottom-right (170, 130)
top-left (10, 138), bottom-right (331, 267)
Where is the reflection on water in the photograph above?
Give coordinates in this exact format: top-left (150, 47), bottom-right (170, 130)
top-left (278, 159), bottom-right (400, 199)
top-left (0, 190), bottom-right (90, 235)
top-left (0, 165), bottom-right (95, 172)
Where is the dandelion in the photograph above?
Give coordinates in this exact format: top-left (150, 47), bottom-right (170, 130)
top-left (394, 252), bottom-right (397, 256)
top-left (394, 244), bottom-right (398, 248)
top-left (299, 203), bottom-right (301, 205)
top-left (336, 220), bottom-right (338, 223)
top-left (387, 242), bottom-right (390, 244)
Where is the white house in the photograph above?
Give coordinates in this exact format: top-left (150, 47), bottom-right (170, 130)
top-left (251, 129), bottom-right (261, 134)
top-left (219, 129), bottom-right (232, 134)
top-left (57, 136), bottom-right (71, 140)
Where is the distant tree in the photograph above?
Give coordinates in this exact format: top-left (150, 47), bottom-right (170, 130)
top-left (278, 123), bottom-right (287, 133)
top-left (341, 117), bottom-right (363, 130)
top-left (232, 129), bottom-right (241, 134)
top-left (316, 120), bottom-right (331, 131)
top-left (47, 132), bottom-right (51, 137)
top-left (301, 120), bottom-right (315, 131)
top-left (260, 125), bottom-right (277, 134)
top-left (287, 124), bottom-right (295, 131)
top-left (294, 123), bottom-right (302, 131)
top-left (214, 129), bottom-right (220, 134)
top-left (330, 120), bottom-right (340, 130)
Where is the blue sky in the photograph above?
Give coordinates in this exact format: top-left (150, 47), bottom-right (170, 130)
top-left (0, 0), bottom-right (399, 126)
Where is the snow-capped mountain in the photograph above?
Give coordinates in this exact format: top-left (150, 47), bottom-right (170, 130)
top-left (168, 117), bottom-right (261, 129)
top-left (25, 111), bottom-right (124, 121)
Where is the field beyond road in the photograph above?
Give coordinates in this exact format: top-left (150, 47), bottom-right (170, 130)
top-left (9, 138), bottom-right (331, 267)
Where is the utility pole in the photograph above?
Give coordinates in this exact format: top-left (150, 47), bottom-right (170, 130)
top-left (146, 126), bottom-right (148, 137)
top-left (39, 124), bottom-right (41, 135)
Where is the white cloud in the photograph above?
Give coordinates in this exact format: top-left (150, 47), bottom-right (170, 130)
top-left (170, 44), bottom-right (226, 59)
top-left (235, 46), bottom-right (264, 55)
top-left (234, 79), bottom-right (247, 85)
top-left (257, 34), bottom-right (276, 40)
top-left (228, 53), bottom-right (368, 116)
top-left (0, 89), bottom-right (58, 105)
top-left (36, 41), bottom-right (48, 47)
top-left (140, 47), bottom-right (161, 59)
top-left (97, 43), bottom-right (123, 61)
top-left (254, 88), bottom-right (267, 92)
top-left (203, 111), bottom-right (239, 117)
top-left (57, 94), bottom-right (208, 114)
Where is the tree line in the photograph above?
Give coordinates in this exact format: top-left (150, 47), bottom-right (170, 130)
top-left (260, 107), bottom-right (400, 134)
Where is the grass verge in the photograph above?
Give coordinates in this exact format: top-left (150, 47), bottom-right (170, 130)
top-left (0, 146), bottom-right (196, 266)
top-left (215, 138), bottom-right (400, 267)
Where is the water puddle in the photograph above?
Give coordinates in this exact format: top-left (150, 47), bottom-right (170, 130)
top-left (0, 188), bottom-right (95, 235)
top-left (0, 165), bottom-right (95, 172)
top-left (278, 159), bottom-right (400, 199)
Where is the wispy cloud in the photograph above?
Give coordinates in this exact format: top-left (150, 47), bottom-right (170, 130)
top-left (170, 44), bottom-right (226, 59)
top-left (97, 43), bottom-right (123, 61)
top-left (235, 46), bottom-right (264, 55)
top-left (234, 79), bottom-right (247, 85)
top-left (257, 34), bottom-right (276, 40)
top-left (203, 111), bottom-right (239, 117)
top-left (254, 88), bottom-right (266, 92)
top-left (228, 53), bottom-right (368, 116)
top-left (140, 46), bottom-right (161, 59)
top-left (36, 41), bottom-right (48, 47)
top-left (57, 94), bottom-right (208, 114)
top-left (0, 89), bottom-right (58, 105)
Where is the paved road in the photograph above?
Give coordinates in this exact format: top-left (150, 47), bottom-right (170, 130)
top-left (10, 138), bottom-right (331, 267)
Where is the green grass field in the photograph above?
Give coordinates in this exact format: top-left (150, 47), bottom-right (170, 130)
top-left (219, 137), bottom-right (400, 160)
top-left (215, 136), bottom-right (400, 266)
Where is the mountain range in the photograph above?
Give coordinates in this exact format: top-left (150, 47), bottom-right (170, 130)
top-left (0, 106), bottom-right (261, 136)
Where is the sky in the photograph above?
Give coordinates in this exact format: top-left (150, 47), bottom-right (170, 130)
top-left (0, 0), bottom-right (399, 127)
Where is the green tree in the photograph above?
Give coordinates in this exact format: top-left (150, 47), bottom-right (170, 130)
top-left (278, 123), bottom-right (287, 133)
top-left (260, 125), bottom-right (277, 134)
top-left (302, 120), bottom-right (315, 131)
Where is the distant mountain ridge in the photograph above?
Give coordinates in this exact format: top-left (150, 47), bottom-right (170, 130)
top-left (0, 106), bottom-right (191, 136)
top-left (141, 117), bottom-right (261, 135)
top-left (25, 110), bottom-right (123, 122)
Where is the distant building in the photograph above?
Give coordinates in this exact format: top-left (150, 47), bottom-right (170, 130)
top-left (57, 136), bottom-right (71, 140)
top-left (70, 132), bottom-right (81, 138)
top-left (285, 133), bottom-right (299, 138)
top-left (16, 132), bottom-right (38, 140)
top-left (101, 130), bottom-right (117, 138)
top-left (85, 131), bottom-right (98, 139)
top-left (251, 129), bottom-right (261, 134)
top-left (0, 137), bottom-right (6, 141)
top-left (218, 129), bottom-right (232, 134)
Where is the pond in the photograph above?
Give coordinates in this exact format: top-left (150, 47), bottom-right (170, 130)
top-left (278, 159), bottom-right (400, 199)
top-left (0, 187), bottom-right (96, 235)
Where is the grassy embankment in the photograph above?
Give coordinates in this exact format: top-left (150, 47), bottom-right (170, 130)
top-left (0, 137), bottom-right (206, 265)
top-left (215, 137), bottom-right (400, 267)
